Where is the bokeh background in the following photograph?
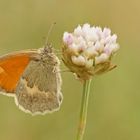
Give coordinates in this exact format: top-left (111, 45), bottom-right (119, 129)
top-left (0, 0), bottom-right (140, 140)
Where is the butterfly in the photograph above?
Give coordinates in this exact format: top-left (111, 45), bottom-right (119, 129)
top-left (0, 45), bottom-right (62, 115)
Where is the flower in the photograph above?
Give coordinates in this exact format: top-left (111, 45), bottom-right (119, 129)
top-left (62, 23), bottom-right (120, 80)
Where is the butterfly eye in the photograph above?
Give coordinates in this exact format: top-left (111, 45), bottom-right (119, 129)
top-left (44, 45), bottom-right (53, 54)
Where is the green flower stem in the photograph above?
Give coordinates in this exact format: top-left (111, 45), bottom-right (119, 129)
top-left (76, 79), bottom-right (92, 140)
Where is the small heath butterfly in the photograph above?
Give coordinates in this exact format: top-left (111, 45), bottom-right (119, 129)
top-left (0, 45), bottom-right (62, 115)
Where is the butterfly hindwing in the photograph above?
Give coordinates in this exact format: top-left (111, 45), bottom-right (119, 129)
top-left (15, 48), bottom-right (63, 114)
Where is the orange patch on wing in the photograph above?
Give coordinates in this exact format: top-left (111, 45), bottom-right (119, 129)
top-left (0, 55), bottom-right (30, 93)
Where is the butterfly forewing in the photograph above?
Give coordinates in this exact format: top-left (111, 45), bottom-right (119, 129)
top-left (0, 51), bottom-right (39, 93)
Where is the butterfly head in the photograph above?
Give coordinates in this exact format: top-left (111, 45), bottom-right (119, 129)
top-left (43, 44), bottom-right (53, 54)
top-left (38, 44), bottom-right (59, 66)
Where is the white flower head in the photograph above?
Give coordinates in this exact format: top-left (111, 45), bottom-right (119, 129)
top-left (62, 23), bottom-right (120, 80)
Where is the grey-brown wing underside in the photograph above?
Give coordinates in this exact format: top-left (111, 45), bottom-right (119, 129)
top-left (15, 57), bottom-right (62, 115)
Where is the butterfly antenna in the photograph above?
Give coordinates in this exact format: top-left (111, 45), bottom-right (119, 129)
top-left (45, 22), bottom-right (56, 45)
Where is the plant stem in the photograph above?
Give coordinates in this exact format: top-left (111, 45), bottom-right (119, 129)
top-left (76, 79), bottom-right (92, 140)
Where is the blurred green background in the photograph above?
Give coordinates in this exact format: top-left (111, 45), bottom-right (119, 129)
top-left (0, 0), bottom-right (140, 140)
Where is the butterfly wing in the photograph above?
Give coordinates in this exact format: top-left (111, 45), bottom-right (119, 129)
top-left (0, 50), bottom-right (39, 94)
